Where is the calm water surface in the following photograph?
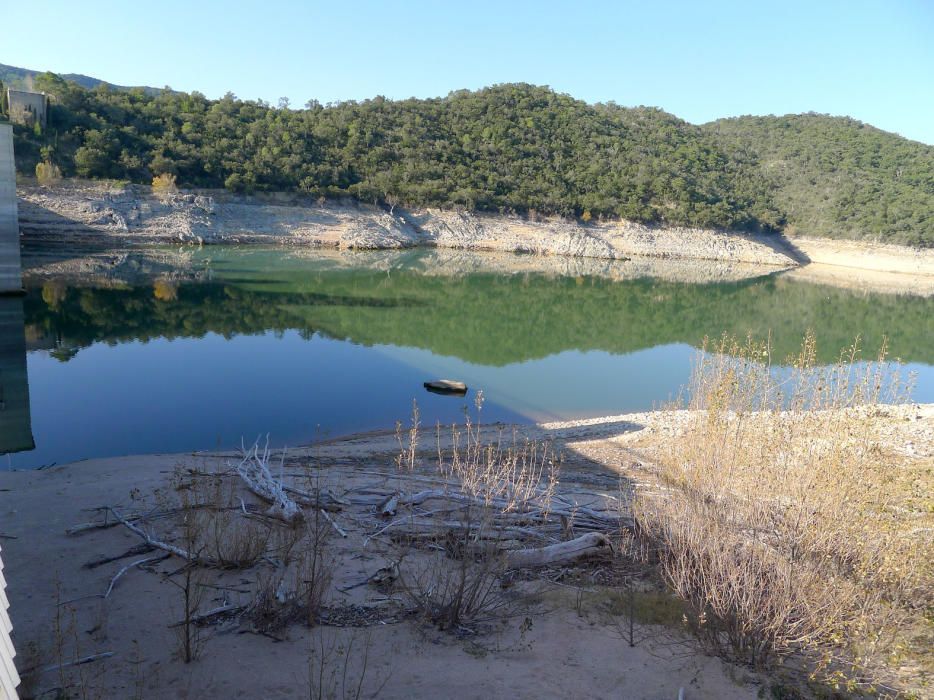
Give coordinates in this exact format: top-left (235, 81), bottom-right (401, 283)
top-left (2, 247), bottom-right (932, 468)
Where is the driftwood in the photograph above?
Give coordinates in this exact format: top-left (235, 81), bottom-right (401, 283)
top-left (170, 603), bottom-right (247, 627)
top-left (319, 508), bottom-right (348, 537)
top-left (108, 507), bottom-right (197, 561)
top-left (379, 494), bottom-right (399, 517)
top-left (67, 520), bottom-right (122, 535)
top-left (505, 532), bottom-right (612, 569)
top-left (104, 554), bottom-right (170, 598)
top-left (83, 543), bottom-right (156, 569)
top-left (237, 437), bottom-right (302, 522)
top-left (237, 437), bottom-right (350, 537)
top-left (38, 652), bottom-right (115, 674)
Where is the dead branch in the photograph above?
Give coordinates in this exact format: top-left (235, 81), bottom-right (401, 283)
top-left (105, 554), bottom-right (170, 598)
top-left (505, 532), bottom-right (612, 569)
top-left (108, 507), bottom-right (198, 561)
top-left (236, 437), bottom-right (302, 522)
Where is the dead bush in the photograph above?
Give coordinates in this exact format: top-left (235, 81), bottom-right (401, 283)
top-left (248, 509), bottom-right (333, 633)
top-left (151, 172), bottom-right (178, 195)
top-left (634, 332), bottom-right (928, 690)
top-left (35, 161), bottom-right (62, 187)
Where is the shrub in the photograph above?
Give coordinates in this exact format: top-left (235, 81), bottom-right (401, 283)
top-left (152, 172), bottom-right (178, 194)
top-left (634, 332), bottom-right (927, 689)
top-left (35, 161), bottom-right (62, 187)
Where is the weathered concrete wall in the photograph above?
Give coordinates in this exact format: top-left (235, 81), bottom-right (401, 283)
top-left (1, 541), bottom-right (21, 698)
top-left (0, 296), bottom-right (34, 456)
top-left (0, 123), bottom-right (23, 292)
top-left (6, 88), bottom-right (48, 127)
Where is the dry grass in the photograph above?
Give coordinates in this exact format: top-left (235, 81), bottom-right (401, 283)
top-left (248, 509), bottom-right (334, 633)
top-left (392, 394), bottom-right (561, 631)
top-left (634, 332), bottom-right (932, 693)
top-left (151, 172), bottom-right (178, 195)
top-left (435, 391), bottom-right (560, 514)
top-left (35, 161), bottom-right (62, 187)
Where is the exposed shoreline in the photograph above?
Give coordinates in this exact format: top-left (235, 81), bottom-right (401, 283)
top-left (16, 181), bottom-right (796, 265)
top-left (17, 181), bottom-right (934, 296)
top-left (2, 404), bottom-right (930, 697)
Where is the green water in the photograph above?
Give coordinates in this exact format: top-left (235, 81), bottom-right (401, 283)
top-left (5, 247), bottom-right (932, 468)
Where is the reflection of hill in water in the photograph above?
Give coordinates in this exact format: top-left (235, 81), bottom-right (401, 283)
top-left (21, 249), bottom-right (934, 366)
top-left (0, 298), bottom-right (35, 455)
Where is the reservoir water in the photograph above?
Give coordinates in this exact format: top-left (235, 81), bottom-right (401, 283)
top-left (3, 246), bottom-right (932, 469)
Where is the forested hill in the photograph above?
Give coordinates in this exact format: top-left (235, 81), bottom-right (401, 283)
top-left (0, 63), bottom-right (164, 96)
top-left (6, 71), bottom-right (933, 245)
top-left (703, 115), bottom-right (934, 247)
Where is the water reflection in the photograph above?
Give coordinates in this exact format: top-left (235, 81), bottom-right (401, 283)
top-left (0, 296), bottom-right (34, 461)
top-left (8, 247), bottom-right (934, 469)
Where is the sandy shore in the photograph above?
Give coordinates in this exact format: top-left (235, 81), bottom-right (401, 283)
top-left (783, 237), bottom-right (934, 296)
top-left (2, 404), bottom-right (932, 698)
top-left (0, 411), bottom-right (767, 700)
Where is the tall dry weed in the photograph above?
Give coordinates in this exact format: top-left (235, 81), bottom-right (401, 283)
top-left (635, 332), bottom-right (929, 690)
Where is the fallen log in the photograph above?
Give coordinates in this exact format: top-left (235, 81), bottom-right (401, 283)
top-left (505, 532), bottom-right (612, 569)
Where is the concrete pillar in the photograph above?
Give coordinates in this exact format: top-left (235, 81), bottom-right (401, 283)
top-left (0, 296), bottom-right (34, 456)
top-left (0, 123), bottom-right (23, 293)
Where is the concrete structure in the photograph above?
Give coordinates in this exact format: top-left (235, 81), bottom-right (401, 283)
top-left (0, 297), bottom-right (29, 699)
top-left (0, 124), bottom-right (23, 293)
top-left (0, 297), bottom-right (34, 457)
top-left (6, 88), bottom-right (48, 128)
top-left (0, 542), bottom-right (19, 699)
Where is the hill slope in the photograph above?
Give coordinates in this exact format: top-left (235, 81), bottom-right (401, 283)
top-left (703, 115), bottom-right (934, 247)
top-left (0, 62), bottom-right (164, 96)
top-left (5, 68), bottom-right (932, 245)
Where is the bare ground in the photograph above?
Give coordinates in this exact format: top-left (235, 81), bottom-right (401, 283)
top-left (3, 404), bottom-right (932, 698)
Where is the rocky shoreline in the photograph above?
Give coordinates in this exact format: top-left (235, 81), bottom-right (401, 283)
top-left (17, 181), bottom-right (798, 267)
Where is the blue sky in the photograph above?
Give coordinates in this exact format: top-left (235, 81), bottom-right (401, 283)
top-left (3, 0), bottom-right (932, 143)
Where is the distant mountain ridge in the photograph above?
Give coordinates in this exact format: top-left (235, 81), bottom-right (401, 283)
top-left (0, 62), bottom-right (165, 96)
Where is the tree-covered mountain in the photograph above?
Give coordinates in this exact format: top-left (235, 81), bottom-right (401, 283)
top-left (0, 63), bottom-right (164, 96)
top-left (703, 115), bottom-right (934, 247)
top-left (7, 69), bottom-right (933, 246)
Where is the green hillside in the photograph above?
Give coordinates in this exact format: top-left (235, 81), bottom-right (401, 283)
top-left (6, 68), bottom-right (932, 245)
top-left (704, 115), bottom-right (934, 246)
top-left (0, 62), bottom-right (164, 96)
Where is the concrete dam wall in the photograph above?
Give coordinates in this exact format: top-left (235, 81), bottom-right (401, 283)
top-left (0, 124), bottom-right (22, 293)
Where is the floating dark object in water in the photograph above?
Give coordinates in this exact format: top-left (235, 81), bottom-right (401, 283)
top-left (423, 379), bottom-right (468, 396)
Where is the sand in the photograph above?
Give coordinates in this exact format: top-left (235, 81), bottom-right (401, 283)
top-left (0, 413), bottom-right (775, 700)
top-left (784, 237), bottom-right (934, 296)
top-left (3, 404), bottom-right (933, 698)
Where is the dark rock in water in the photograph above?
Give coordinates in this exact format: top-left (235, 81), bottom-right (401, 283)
top-left (424, 379), bottom-right (468, 396)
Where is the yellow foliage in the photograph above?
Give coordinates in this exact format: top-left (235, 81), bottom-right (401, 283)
top-left (41, 281), bottom-right (67, 308)
top-left (152, 172), bottom-right (178, 194)
top-left (153, 279), bottom-right (178, 301)
top-left (35, 161), bottom-right (62, 187)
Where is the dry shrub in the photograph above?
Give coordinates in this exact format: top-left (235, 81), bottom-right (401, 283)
top-left (437, 391), bottom-right (560, 514)
top-left (635, 332), bottom-right (929, 690)
top-left (393, 394), bottom-right (558, 631)
top-left (306, 628), bottom-right (383, 700)
top-left (35, 161), bottom-right (62, 187)
top-left (175, 470), bottom-right (271, 569)
top-left (248, 509), bottom-right (333, 633)
top-left (151, 172), bottom-right (178, 195)
top-left (396, 519), bottom-right (507, 632)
